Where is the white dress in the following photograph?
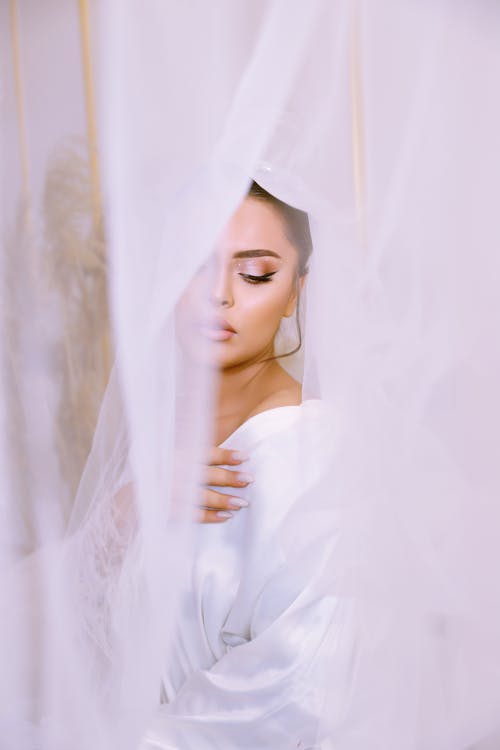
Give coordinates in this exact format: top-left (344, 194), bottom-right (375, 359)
top-left (140, 400), bottom-right (339, 750)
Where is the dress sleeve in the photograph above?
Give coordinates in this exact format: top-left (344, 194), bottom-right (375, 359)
top-left (139, 559), bottom-right (337, 750)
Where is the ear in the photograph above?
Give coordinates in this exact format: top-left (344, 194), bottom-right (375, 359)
top-left (283, 275), bottom-right (306, 317)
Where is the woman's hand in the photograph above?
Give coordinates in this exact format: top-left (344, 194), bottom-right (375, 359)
top-left (197, 447), bottom-right (252, 524)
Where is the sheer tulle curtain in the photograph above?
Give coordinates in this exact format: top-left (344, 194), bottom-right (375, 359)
top-left (93, 1), bottom-right (500, 746)
top-left (0, 2), bottom-right (111, 747)
top-left (93, 4), bottom-right (333, 744)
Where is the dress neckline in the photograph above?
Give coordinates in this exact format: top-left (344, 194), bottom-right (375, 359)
top-left (219, 398), bottom-right (321, 447)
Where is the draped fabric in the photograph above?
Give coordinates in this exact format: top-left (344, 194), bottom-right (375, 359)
top-left (1, 1), bottom-right (500, 748)
top-left (140, 400), bottom-right (340, 749)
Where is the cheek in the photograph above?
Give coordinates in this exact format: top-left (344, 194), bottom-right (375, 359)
top-left (237, 281), bottom-right (293, 335)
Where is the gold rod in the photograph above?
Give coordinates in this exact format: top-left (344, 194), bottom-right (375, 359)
top-left (10, 0), bottom-right (31, 213)
top-left (78, 1), bottom-right (112, 378)
top-left (349, 0), bottom-right (367, 249)
top-left (77, 0), bottom-right (102, 232)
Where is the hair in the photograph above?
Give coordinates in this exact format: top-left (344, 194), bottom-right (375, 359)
top-left (247, 180), bottom-right (312, 358)
top-left (247, 181), bottom-right (312, 277)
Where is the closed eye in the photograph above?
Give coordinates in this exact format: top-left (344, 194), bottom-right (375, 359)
top-left (239, 271), bottom-right (277, 284)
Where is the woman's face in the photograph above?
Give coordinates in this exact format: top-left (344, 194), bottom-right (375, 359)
top-left (176, 197), bottom-right (301, 370)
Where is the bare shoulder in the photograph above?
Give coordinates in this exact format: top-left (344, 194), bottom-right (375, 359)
top-left (249, 365), bottom-right (302, 417)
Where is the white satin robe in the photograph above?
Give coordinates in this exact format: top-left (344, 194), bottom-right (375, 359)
top-left (140, 400), bottom-right (339, 750)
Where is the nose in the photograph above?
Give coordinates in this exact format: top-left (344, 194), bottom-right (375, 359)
top-left (211, 262), bottom-right (233, 308)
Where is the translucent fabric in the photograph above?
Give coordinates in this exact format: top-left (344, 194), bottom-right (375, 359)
top-left (1, 1), bottom-right (500, 749)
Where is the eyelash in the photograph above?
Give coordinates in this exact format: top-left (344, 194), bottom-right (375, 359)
top-left (239, 272), bottom-right (277, 284)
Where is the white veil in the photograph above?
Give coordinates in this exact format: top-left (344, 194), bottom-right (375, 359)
top-left (2, 1), bottom-right (500, 748)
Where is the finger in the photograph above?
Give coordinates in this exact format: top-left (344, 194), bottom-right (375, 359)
top-left (196, 508), bottom-right (234, 524)
top-left (204, 466), bottom-right (253, 488)
top-left (202, 488), bottom-right (249, 511)
top-left (207, 447), bottom-right (249, 466)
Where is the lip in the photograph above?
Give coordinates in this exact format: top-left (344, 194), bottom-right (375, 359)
top-left (199, 316), bottom-right (236, 341)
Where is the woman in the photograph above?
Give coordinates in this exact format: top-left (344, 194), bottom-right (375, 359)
top-left (138, 181), bottom-right (339, 749)
top-left (177, 180), bottom-right (311, 520)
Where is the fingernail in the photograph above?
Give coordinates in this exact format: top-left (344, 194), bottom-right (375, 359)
top-left (232, 451), bottom-right (249, 462)
top-left (216, 511), bottom-right (233, 519)
top-left (229, 497), bottom-right (249, 509)
top-left (237, 472), bottom-right (254, 484)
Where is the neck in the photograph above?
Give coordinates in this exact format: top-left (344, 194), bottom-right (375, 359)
top-left (215, 356), bottom-right (277, 422)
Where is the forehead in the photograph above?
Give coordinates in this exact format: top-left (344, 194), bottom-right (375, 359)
top-left (215, 197), bottom-right (298, 261)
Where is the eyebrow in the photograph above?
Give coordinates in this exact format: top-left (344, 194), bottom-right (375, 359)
top-left (232, 249), bottom-right (282, 260)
